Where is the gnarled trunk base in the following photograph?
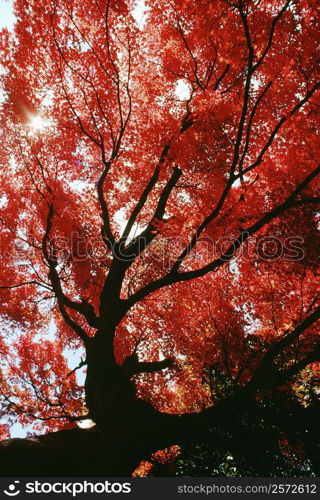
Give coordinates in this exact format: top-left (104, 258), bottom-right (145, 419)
top-left (0, 428), bottom-right (155, 476)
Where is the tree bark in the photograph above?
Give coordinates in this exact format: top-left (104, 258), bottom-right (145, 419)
top-left (83, 324), bottom-right (157, 434)
top-left (84, 333), bottom-right (135, 428)
top-left (0, 428), bottom-right (152, 476)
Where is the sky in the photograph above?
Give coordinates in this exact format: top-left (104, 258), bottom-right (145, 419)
top-left (0, 0), bottom-right (15, 30)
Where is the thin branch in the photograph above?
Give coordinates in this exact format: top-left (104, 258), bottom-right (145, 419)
top-left (213, 64), bottom-right (231, 91)
top-left (0, 281), bottom-right (51, 291)
top-left (253, 0), bottom-right (292, 72)
top-left (67, 357), bottom-right (87, 378)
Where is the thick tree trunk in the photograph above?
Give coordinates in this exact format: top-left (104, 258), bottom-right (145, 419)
top-left (83, 326), bottom-right (157, 436)
top-left (0, 428), bottom-right (159, 476)
top-left (85, 335), bottom-right (134, 427)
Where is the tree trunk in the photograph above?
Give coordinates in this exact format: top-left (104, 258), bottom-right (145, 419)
top-left (85, 336), bottom-right (128, 420)
top-left (84, 326), bottom-right (156, 436)
top-left (0, 428), bottom-right (156, 476)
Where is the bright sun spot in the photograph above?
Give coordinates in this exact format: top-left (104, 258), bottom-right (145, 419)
top-left (175, 79), bottom-right (192, 101)
top-left (28, 114), bottom-right (50, 133)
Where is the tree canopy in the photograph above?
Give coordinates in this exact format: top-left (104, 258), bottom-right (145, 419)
top-left (0, 0), bottom-right (319, 476)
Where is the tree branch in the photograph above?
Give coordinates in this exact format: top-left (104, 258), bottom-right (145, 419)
top-left (42, 204), bottom-right (93, 344)
top-left (124, 166), bottom-right (183, 259)
top-left (249, 306), bottom-right (320, 388)
top-left (97, 160), bottom-right (115, 250)
top-left (120, 144), bottom-right (170, 243)
top-left (66, 357), bottom-right (87, 378)
top-left (242, 80), bottom-right (320, 177)
top-left (121, 353), bottom-right (174, 377)
top-left (124, 164), bottom-right (320, 309)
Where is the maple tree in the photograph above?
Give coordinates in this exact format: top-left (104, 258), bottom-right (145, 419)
top-left (0, 0), bottom-right (320, 476)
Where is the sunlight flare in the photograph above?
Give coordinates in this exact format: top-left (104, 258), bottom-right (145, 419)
top-left (28, 114), bottom-right (50, 133)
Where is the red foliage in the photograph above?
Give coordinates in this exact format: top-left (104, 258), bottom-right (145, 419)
top-left (0, 0), bottom-right (319, 435)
